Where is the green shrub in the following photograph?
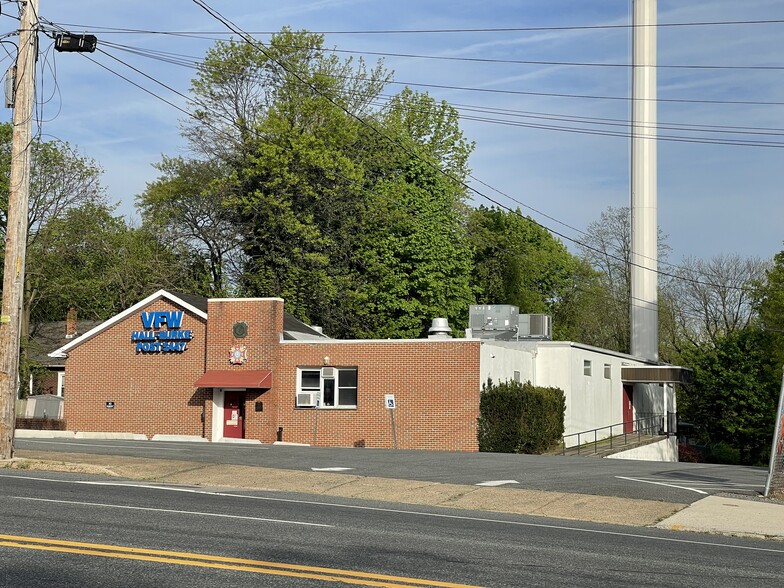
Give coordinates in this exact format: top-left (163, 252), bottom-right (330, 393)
top-left (478, 379), bottom-right (565, 453)
top-left (707, 441), bottom-right (741, 465)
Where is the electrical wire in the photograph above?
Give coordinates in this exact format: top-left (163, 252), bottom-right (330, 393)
top-left (89, 38), bottom-right (784, 146)
top-left (41, 18), bottom-right (784, 35)
top-left (92, 34), bottom-right (784, 72)
top-left (34, 11), bottom-right (767, 296)
top-left (80, 37), bottom-right (784, 108)
top-left (189, 0), bottom-right (762, 295)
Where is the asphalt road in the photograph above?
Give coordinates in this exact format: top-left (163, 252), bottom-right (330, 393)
top-left (1, 470), bottom-right (782, 587)
top-left (15, 437), bottom-right (768, 504)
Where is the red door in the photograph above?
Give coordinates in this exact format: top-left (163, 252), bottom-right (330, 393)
top-left (223, 391), bottom-right (244, 439)
top-left (622, 385), bottom-right (634, 433)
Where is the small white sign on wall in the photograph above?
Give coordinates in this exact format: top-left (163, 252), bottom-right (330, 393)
top-left (384, 394), bottom-right (396, 409)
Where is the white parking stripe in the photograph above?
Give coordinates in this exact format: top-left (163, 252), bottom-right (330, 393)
top-left (476, 480), bottom-right (519, 487)
top-left (616, 476), bottom-right (708, 495)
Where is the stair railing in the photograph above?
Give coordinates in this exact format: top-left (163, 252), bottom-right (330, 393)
top-left (562, 414), bottom-right (666, 456)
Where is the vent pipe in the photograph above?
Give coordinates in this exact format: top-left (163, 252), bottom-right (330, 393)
top-left (428, 318), bottom-right (452, 339)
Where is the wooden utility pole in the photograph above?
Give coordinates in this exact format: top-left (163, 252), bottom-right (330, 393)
top-left (0, 0), bottom-right (39, 460)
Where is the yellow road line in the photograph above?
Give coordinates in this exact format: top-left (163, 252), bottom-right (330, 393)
top-left (0, 534), bottom-right (483, 588)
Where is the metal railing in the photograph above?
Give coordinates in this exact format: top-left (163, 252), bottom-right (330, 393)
top-left (562, 413), bottom-right (668, 456)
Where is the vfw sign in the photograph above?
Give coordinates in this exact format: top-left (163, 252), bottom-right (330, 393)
top-left (132, 311), bottom-right (193, 353)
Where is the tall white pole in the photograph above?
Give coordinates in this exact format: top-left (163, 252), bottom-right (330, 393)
top-left (630, 0), bottom-right (658, 362)
top-left (0, 0), bottom-right (38, 459)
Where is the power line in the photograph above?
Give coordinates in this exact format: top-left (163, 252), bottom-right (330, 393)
top-left (89, 38), bottom-right (784, 144)
top-left (85, 34), bottom-right (784, 72)
top-left (35, 13), bottom-right (765, 296)
top-left (43, 18), bottom-right (784, 35)
top-left (188, 0), bottom-right (760, 295)
top-left (85, 37), bottom-right (784, 108)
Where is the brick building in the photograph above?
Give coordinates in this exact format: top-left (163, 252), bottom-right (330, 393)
top-left (50, 290), bottom-right (481, 450)
top-left (49, 290), bottom-right (686, 454)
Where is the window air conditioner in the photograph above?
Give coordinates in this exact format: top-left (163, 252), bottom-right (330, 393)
top-left (322, 367), bottom-right (335, 378)
top-left (296, 392), bottom-right (317, 407)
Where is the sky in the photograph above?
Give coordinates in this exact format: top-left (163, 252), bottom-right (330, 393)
top-left (2, 0), bottom-right (783, 265)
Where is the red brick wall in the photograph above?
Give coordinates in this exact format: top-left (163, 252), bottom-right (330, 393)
top-left (63, 298), bottom-right (207, 438)
top-left (62, 295), bottom-right (483, 451)
top-left (205, 299), bottom-right (283, 442)
top-left (277, 340), bottom-right (481, 451)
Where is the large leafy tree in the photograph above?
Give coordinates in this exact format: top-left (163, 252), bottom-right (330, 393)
top-left (138, 156), bottom-right (241, 296)
top-left (467, 206), bottom-right (578, 319)
top-left (756, 248), bottom-right (784, 368)
top-left (0, 125), bottom-right (106, 338)
top-left (679, 326), bottom-right (781, 465)
top-left (149, 29), bottom-right (476, 338)
top-left (29, 203), bottom-right (196, 322)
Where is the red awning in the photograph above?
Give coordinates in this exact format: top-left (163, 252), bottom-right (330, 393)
top-left (194, 370), bottom-right (273, 389)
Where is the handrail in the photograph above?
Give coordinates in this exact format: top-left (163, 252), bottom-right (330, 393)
top-left (562, 414), bottom-right (666, 456)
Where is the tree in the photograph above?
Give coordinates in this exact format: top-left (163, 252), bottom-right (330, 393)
top-left (467, 206), bottom-right (578, 320)
top-left (669, 254), bottom-right (769, 349)
top-left (29, 203), bottom-right (195, 322)
top-left (577, 206), bottom-right (670, 353)
top-left (160, 29), bottom-right (476, 338)
top-left (0, 125), bottom-right (106, 342)
top-left (679, 326), bottom-right (781, 465)
top-left (138, 156), bottom-right (243, 296)
top-left (756, 248), bottom-right (784, 368)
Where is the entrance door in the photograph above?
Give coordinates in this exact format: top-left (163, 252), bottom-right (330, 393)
top-left (223, 391), bottom-right (244, 439)
top-left (622, 385), bottom-right (634, 433)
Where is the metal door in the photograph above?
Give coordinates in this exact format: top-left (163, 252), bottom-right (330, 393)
top-left (223, 391), bottom-right (244, 439)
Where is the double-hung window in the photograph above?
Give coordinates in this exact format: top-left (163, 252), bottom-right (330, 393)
top-left (297, 367), bottom-right (357, 408)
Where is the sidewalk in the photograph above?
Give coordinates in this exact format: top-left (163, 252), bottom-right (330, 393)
top-left (4, 449), bottom-right (784, 540)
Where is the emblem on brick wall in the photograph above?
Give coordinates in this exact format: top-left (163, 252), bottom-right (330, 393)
top-left (229, 344), bottom-right (247, 365)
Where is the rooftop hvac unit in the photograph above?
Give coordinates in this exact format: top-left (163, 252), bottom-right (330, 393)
top-left (517, 314), bottom-right (552, 340)
top-left (469, 305), bottom-right (519, 332)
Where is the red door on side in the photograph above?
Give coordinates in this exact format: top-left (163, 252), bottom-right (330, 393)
top-left (223, 391), bottom-right (244, 439)
top-left (622, 385), bottom-right (634, 433)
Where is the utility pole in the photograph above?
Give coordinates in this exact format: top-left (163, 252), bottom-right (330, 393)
top-left (0, 0), bottom-right (39, 460)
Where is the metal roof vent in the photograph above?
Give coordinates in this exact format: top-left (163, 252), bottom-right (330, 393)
top-left (428, 318), bottom-right (452, 339)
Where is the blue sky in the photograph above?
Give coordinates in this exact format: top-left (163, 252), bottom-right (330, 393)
top-left (2, 0), bottom-right (783, 264)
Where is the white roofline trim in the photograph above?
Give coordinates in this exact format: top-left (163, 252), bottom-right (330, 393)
top-left (48, 289), bottom-right (208, 358)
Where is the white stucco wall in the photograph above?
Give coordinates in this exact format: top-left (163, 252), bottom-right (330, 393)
top-left (534, 343), bottom-right (635, 444)
top-left (605, 436), bottom-right (678, 462)
top-left (478, 338), bottom-right (678, 453)
top-left (479, 342), bottom-right (535, 388)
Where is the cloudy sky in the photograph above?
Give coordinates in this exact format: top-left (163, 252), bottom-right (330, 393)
top-left (2, 0), bottom-right (783, 265)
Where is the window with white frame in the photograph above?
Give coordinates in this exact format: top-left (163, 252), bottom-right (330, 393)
top-left (604, 364), bottom-right (611, 379)
top-left (583, 360), bottom-right (592, 377)
top-left (297, 367), bottom-right (357, 408)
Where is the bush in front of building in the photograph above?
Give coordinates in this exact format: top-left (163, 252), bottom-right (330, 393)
top-left (677, 443), bottom-right (704, 463)
top-left (15, 418), bottom-right (67, 431)
top-left (478, 379), bottom-right (565, 454)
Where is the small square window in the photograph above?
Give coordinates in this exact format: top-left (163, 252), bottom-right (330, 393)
top-left (583, 360), bottom-right (592, 377)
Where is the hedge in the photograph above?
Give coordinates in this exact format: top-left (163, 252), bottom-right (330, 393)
top-left (478, 379), bottom-right (565, 454)
top-left (15, 418), bottom-right (67, 431)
